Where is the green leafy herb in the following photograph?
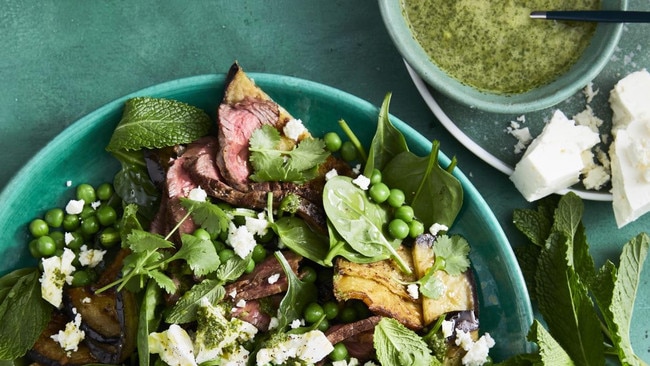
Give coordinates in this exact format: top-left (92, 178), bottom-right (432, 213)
top-left (374, 317), bottom-right (434, 366)
top-left (322, 175), bottom-right (411, 274)
top-left (111, 149), bottom-right (160, 221)
top-left (248, 124), bottom-right (329, 183)
top-left (181, 197), bottom-right (230, 238)
top-left (165, 279), bottom-right (225, 324)
top-left (382, 140), bottom-right (463, 229)
top-left (274, 251), bottom-right (317, 331)
top-left (363, 93), bottom-right (409, 177)
top-left (509, 192), bottom-right (649, 366)
top-left (137, 281), bottom-right (163, 366)
top-left (0, 269), bottom-right (52, 360)
top-left (417, 234), bottom-right (471, 299)
top-left (272, 216), bottom-right (329, 265)
top-left (106, 97), bottom-right (211, 152)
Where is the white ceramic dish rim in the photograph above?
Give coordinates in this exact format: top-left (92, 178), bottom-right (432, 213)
top-left (405, 61), bottom-right (613, 202)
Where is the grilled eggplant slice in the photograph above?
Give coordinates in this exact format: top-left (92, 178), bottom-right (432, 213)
top-left (333, 245), bottom-right (423, 330)
top-left (412, 234), bottom-right (477, 326)
top-left (28, 312), bottom-right (98, 366)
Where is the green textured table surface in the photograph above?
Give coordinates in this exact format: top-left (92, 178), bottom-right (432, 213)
top-left (1, 0), bottom-right (649, 361)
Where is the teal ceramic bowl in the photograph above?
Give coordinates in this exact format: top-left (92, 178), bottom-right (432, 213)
top-left (379, 0), bottom-right (626, 114)
top-left (0, 74), bottom-right (533, 361)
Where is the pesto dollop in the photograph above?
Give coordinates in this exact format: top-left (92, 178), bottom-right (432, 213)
top-left (402, 0), bottom-right (598, 94)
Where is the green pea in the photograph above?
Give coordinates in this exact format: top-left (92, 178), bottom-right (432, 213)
top-left (96, 205), bottom-right (117, 226)
top-left (369, 183), bottom-right (390, 203)
top-left (29, 219), bottom-right (49, 238)
top-left (218, 248), bottom-right (235, 263)
top-left (193, 228), bottom-right (211, 241)
top-left (387, 188), bottom-right (406, 208)
top-left (300, 266), bottom-right (318, 284)
top-left (252, 244), bottom-right (267, 263)
top-left (323, 132), bottom-right (342, 152)
top-left (245, 258), bottom-right (255, 274)
top-left (62, 214), bottom-right (80, 231)
top-left (29, 239), bottom-right (41, 258)
top-left (316, 317), bottom-right (330, 332)
top-left (36, 236), bottom-right (57, 257)
top-left (338, 306), bottom-right (357, 323)
top-left (340, 141), bottom-right (357, 162)
top-left (81, 216), bottom-right (100, 236)
top-left (76, 183), bottom-right (97, 203)
top-left (329, 343), bottom-right (349, 361)
top-left (388, 219), bottom-right (410, 240)
top-left (409, 220), bottom-right (425, 238)
top-left (304, 302), bottom-right (325, 324)
top-left (394, 205), bottom-right (415, 223)
top-left (322, 301), bottom-right (340, 320)
top-left (66, 231), bottom-right (84, 250)
top-left (213, 240), bottom-right (226, 252)
top-left (99, 227), bottom-right (121, 248)
top-left (49, 231), bottom-right (65, 249)
top-left (80, 205), bottom-right (95, 220)
top-left (369, 168), bottom-right (382, 185)
top-left (71, 270), bottom-right (93, 287)
top-left (96, 182), bottom-right (114, 201)
top-left (44, 208), bottom-right (64, 228)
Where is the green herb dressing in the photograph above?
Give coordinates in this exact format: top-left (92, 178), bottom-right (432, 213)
top-left (402, 0), bottom-right (598, 94)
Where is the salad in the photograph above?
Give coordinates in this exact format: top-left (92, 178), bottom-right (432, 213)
top-left (0, 63), bottom-right (494, 366)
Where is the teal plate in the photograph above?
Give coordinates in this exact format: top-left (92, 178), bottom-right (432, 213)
top-left (0, 74), bottom-right (533, 361)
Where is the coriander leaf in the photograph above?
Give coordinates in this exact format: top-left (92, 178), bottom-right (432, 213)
top-left (148, 269), bottom-right (176, 294)
top-left (275, 251), bottom-right (317, 331)
top-left (106, 97), bottom-right (211, 152)
top-left (272, 216), bottom-right (329, 266)
top-left (594, 233), bottom-right (649, 365)
top-left (535, 231), bottom-right (604, 365)
top-left (181, 198), bottom-right (230, 238)
top-left (285, 138), bottom-right (329, 171)
top-left (382, 140), bottom-right (463, 229)
top-left (166, 279), bottom-right (225, 324)
top-left (527, 320), bottom-right (574, 365)
top-left (127, 229), bottom-right (174, 252)
top-left (138, 281), bottom-right (163, 366)
top-left (363, 93), bottom-right (409, 177)
top-left (374, 317), bottom-right (434, 366)
top-left (418, 274), bottom-right (445, 299)
top-left (433, 234), bottom-right (470, 275)
top-left (0, 269), bottom-right (52, 359)
top-left (172, 234), bottom-right (220, 276)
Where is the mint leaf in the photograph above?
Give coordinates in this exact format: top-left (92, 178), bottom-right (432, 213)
top-left (0, 269), bottom-right (52, 359)
top-left (512, 207), bottom-right (551, 247)
top-left (215, 255), bottom-right (250, 283)
top-left (535, 231), bottom-right (604, 365)
top-left (374, 317), bottom-right (434, 366)
top-left (527, 320), bottom-right (574, 365)
top-left (166, 279), bottom-right (225, 324)
top-left (172, 234), bottom-right (220, 276)
top-left (106, 97), bottom-right (211, 151)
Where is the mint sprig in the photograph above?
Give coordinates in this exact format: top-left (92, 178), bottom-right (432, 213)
top-left (106, 96), bottom-right (212, 152)
top-left (509, 192), bottom-right (649, 365)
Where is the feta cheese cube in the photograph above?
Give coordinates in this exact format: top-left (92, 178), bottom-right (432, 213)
top-left (510, 110), bottom-right (599, 201)
top-left (40, 248), bottom-right (76, 308)
top-left (610, 119), bottom-right (650, 227)
top-left (283, 118), bottom-right (308, 141)
top-left (609, 69), bottom-right (650, 136)
top-left (65, 199), bottom-right (85, 215)
top-left (352, 175), bottom-right (371, 190)
top-left (267, 273), bottom-right (280, 284)
top-left (256, 330), bottom-right (334, 365)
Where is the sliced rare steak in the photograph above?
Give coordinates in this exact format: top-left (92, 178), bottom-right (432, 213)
top-left (325, 316), bottom-right (381, 362)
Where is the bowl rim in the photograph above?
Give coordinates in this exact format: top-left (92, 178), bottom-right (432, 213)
top-left (0, 72), bottom-right (534, 358)
top-left (378, 0), bottom-right (627, 114)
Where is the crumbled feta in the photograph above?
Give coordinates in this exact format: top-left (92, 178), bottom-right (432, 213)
top-left (227, 223), bottom-right (257, 259)
top-left (283, 118), bottom-right (307, 141)
top-left (510, 110), bottom-right (600, 201)
top-left (609, 69), bottom-right (650, 136)
top-left (236, 299), bottom-right (247, 308)
top-left (429, 223), bottom-right (448, 236)
top-left (406, 283), bottom-right (419, 299)
top-left (90, 200), bottom-right (101, 210)
top-left (583, 81), bottom-right (599, 104)
top-left (441, 319), bottom-right (454, 338)
top-left (352, 175), bottom-right (371, 190)
top-left (506, 119), bottom-right (532, 154)
top-left (40, 248), bottom-right (76, 308)
top-left (65, 180), bottom-right (72, 187)
top-left (149, 324), bottom-right (197, 366)
top-left (229, 289), bottom-right (238, 299)
top-left (268, 317), bottom-right (279, 330)
top-left (65, 199), bottom-right (85, 215)
top-left (50, 309), bottom-right (85, 355)
top-left (245, 213), bottom-right (269, 237)
top-left (64, 232), bottom-right (74, 245)
top-left (256, 330), bottom-right (334, 365)
top-left (82, 297), bottom-right (91, 304)
top-left (267, 273), bottom-right (280, 284)
top-left (189, 187), bottom-right (208, 202)
top-left (352, 163), bottom-right (362, 174)
top-left (573, 105), bottom-right (603, 133)
top-left (325, 168), bottom-right (339, 181)
top-left (290, 319), bottom-right (303, 329)
top-left (78, 245), bottom-right (106, 268)
top-left (333, 359), bottom-right (360, 366)
top-left (454, 331), bottom-right (496, 366)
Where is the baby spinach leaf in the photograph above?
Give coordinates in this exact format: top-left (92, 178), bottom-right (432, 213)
top-left (165, 279), bottom-right (225, 324)
top-left (272, 216), bottom-right (329, 266)
top-left (323, 175), bottom-right (410, 274)
top-left (382, 140), bottom-right (463, 229)
top-left (106, 97), bottom-right (211, 152)
top-left (111, 149), bottom-right (160, 221)
top-left (363, 93), bottom-right (409, 177)
top-left (274, 251), bottom-right (317, 331)
top-left (0, 269), bottom-right (52, 360)
top-left (374, 317), bottom-right (434, 366)
top-left (323, 222), bottom-right (389, 266)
